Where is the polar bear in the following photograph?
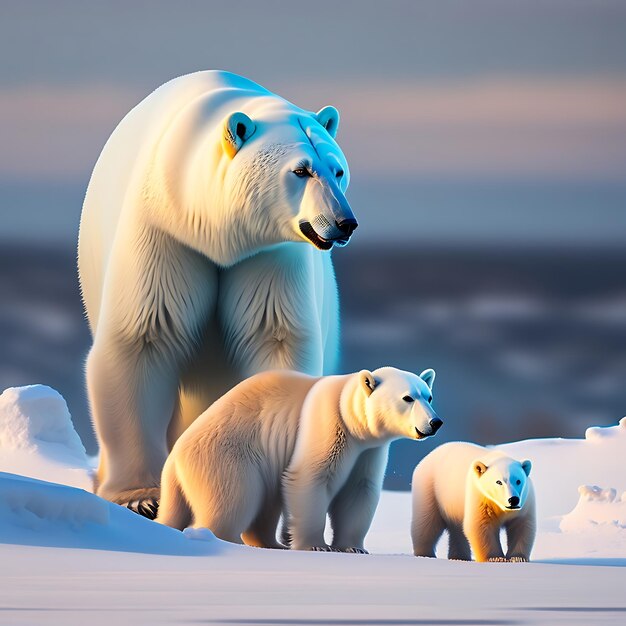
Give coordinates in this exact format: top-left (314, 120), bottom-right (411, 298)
top-left (77, 71), bottom-right (358, 513)
top-left (156, 366), bottom-right (443, 551)
top-left (411, 442), bottom-right (536, 562)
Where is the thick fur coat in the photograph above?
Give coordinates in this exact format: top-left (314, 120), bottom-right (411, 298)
top-left (157, 367), bottom-right (442, 551)
top-left (78, 71), bottom-right (357, 507)
top-left (411, 442), bottom-right (536, 562)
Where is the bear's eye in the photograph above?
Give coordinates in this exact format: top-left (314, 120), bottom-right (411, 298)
top-left (293, 168), bottom-right (310, 178)
top-left (402, 395), bottom-right (414, 403)
top-left (427, 395), bottom-right (433, 404)
top-left (496, 480), bottom-right (503, 485)
top-left (336, 169), bottom-right (344, 178)
top-left (516, 479), bottom-right (521, 485)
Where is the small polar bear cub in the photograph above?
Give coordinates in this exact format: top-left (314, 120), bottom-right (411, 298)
top-left (157, 366), bottom-right (443, 552)
top-left (411, 442), bottom-right (536, 562)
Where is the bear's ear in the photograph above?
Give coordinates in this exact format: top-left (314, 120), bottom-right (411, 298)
top-left (521, 460), bottom-right (532, 476)
top-left (420, 368), bottom-right (436, 390)
top-left (315, 105), bottom-right (340, 138)
top-left (359, 370), bottom-right (376, 396)
top-left (222, 111), bottom-right (256, 159)
top-left (474, 461), bottom-right (488, 477)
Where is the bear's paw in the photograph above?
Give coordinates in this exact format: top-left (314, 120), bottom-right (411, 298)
top-left (125, 498), bottom-right (159, 520)
top-left (337, 547), bottom-right (369, 554)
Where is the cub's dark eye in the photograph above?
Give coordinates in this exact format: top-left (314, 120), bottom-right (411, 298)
top-left (336, 169), bottom-right (344, 178)
top-left (427, 395), bottom-right (433, 404)
top-left (496, 480), bottom-right (503, 485)
top-left (516, 479), bottom-right (521, 485)
top-left (402, 395), bottom-right (414, 403)
top-left (293, 168), bottom-right (310, 178)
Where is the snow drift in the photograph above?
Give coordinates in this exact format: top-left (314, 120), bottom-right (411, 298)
top-left (0, 471), bottom-right (225, 555)
top-left (0, 385), bottom-right (226, 555)
top-left (0, 385), bottom-right (92, 490)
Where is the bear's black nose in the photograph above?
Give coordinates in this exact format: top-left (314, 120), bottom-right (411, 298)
top-left (429, 417), bottom-right (443, 433)
top-left (336, 218), bottom-right (358, 237)
top-left (508, 496), bottom-right (520, 507)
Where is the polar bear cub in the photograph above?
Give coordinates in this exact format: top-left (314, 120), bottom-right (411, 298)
top-left (157, 366), bottom-right (443, 551)
top-left (411, 442), bottom-right (536, 562)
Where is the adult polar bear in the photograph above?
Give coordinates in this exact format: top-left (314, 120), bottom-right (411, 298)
top-left (78, 71), bottom-right (357, 512)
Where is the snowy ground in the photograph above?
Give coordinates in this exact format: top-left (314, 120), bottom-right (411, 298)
top-left (1, 385), bottom-right (626, 625)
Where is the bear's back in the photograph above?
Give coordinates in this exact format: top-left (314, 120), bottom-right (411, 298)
top-left (177, 369), bottom-right (321, 469)
top-left (78, 71), bottom-right (290, 329)
top-left (413, 442), bottom-right (486, 521)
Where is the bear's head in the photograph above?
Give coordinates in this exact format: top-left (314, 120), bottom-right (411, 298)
top-left (219, 104), bottom-right (357, 259)
top-left (356, 366), bottom-right (443, 441)
top-left (472, 455), bottom-right (532, 512)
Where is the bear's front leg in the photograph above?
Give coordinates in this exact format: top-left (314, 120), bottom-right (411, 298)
top-left (328, 446), bottom-right (388, 554)
top-left (463, 511), bottom-right (505, 563)
top-left (87, 337), bottom-right (179, 515)
top-left (505, 511), bottom-right (536, 562)
top-left (283, 472), bottom-right (332, 551)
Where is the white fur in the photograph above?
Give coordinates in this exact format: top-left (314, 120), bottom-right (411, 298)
top-left (78, 71), bottom-right (355, 505)
top-left (157, 366), bottom-right (441, 551)
top-left (411, 442), bottom-right (536, 562)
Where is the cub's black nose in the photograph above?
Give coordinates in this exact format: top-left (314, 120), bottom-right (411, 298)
top-left (429, 417), bottom-right (443, 433)
top-left (508, 496), bottom-right (520, 507)
top-left (336, 218), bottom-right (358, 237)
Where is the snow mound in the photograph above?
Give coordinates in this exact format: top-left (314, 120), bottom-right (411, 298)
top-left (0, 385), bottom-right (85, 455)
top-left (0, 385), bottom-right (91, 489)
top-left (0, 472), bottom-right (227, 556)
top-left (585, 415), bottom-right (626, 441)
top-left (560, 484), bottom-right (626, 533)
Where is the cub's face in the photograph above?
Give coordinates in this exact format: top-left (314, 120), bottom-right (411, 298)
top-left (473, 456), bottom-right (532, 512)
top-left (220, 106), bottom-right (357, 253)
top-left (359, 366), bottom-right (443, 441)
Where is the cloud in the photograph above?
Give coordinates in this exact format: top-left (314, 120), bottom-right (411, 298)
top-left (0, 84), bottom-right (143, 181)
top-left (281, 77), bottom-right (626, 181)
top-left (2, 77), bottom-right (626, 182)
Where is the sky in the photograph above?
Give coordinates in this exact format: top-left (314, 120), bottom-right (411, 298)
top-left (1, 0), bottom-right (626, 243)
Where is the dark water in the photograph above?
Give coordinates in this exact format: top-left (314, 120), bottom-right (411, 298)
top-left (1, 242), bottom-right (625, 489)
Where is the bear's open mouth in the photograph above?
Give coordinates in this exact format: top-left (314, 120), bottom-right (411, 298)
top-left (415, 427), bottom-right (427, 439)
top-left (505, 505), bottom-right (521, 510)
top-left (299, 221), bottom-right (348, 250)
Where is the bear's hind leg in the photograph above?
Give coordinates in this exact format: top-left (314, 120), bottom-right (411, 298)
top-left (191, 464), bottom-right (263, 546)
top-left (447, 525), bottom-right (472, 561)
top-left (241, 496), bottom-right (285, 549)
top-left (155, 457), bottom-right (191, 530)
top-left (411, 487), bottom-right (446, 558)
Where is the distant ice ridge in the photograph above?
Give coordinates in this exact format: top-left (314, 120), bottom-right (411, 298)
top-left (0, 384), bottom-right (91, 490)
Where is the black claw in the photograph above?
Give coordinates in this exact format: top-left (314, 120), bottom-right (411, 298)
top-left (125, 498), bottom-right (159, 520)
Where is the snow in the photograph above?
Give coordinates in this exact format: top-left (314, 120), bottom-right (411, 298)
top-left (1, 384), bottom-right (626, 625)
top-left (560, 485), bottom-right (626, 531)
top-left (0, 385), bottom-right (92, 490)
